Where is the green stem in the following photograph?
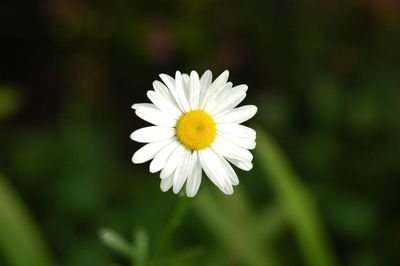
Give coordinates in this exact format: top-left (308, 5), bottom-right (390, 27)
top-left (154, 196), bottom-right (189, 258)
top-left (131, 228), bottom-right (149, 266)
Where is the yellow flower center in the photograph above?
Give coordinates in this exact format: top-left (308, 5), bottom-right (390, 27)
top-left (176, 110), bottom-right (216, 150)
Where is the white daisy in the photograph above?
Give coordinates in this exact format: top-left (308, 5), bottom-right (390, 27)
top-left (131, 70), bottom-right (257, 197)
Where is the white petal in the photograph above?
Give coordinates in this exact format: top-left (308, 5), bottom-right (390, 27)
top-left (198, 150), bottom-right (225, 188)
top-left (213, 81), bottom-right (232, 97)
top-left (186, 152), bottom-right (202, 197)
top-left (132, 138), bottom-right (173, 164)
top-left (130, 126), bottom-right (175, 143)
top-left (131, 103), bottom-right (155, 110)
top-left (198, 70), bottom-right (212, 110)
top-left (217, 123), bottom-right (256, 140)
top-left (210, 70), bottom-right (230, 92)
top-left (159, 73), bottom-right (185, 112)
top-left (232, 84), bottom-right (248, 93)
top-left (215, 105), bottom-right (257, 124)
top-left (160, 145), bottom-right (185, 179)
top-left (153, 81), bottom-right (180, 109)
top-left (200, 70), bottom-right (229, 109)
top-left (227, 158), bottom-right (253, 171)
top-left (210, 85), bottom-right (248, 115)
top-left (147, 88), bottom-right (181, 118)
top-left (189, 71), bottom-right (201, 110)
top-left (220, 185), bottom-right (234, 195)
top-left (160, 173), bottom-right (174, 192)
top-left (153, 80), bottom-right (174, 100)
top-left (150, 140), bottom-right (180, 173)
top-left (135, 104), bottom-right (176, 127)
top-left (173, 149), bottom-right (192, 194)
top-left (211, 135), bottom-right (253, 162)
top-left (200, 70), bottom-right (212, 90)
top-left (182, 73), bottom-right (190, 94)
top-left (204, 82), bottom-right (232, 112)
top-left (198, 148), bottom-right (234, 195)
top-left (211, 147), bottom-right (239, 185)
top-left (214, 94), bottom-right (246, 117)
top-left (175, 71), bottom-right (191, 112)
top-left (217, 131), bottom-right (256, 150)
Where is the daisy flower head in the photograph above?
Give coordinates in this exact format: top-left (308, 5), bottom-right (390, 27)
top-left (131, 70), bottom-right (257, 197)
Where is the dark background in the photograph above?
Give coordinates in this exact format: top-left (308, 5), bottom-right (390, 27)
top-left (0, 0), bottom-right (400, 265)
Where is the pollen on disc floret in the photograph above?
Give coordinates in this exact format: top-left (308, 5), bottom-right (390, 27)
top-left (175, 110), bottom-right (216, 150)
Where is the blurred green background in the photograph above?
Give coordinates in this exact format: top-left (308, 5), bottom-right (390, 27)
top-left (1, 0), bottom-right (400, 265)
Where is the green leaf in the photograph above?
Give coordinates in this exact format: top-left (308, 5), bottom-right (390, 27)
top-left (100, 228), bottom-right (134, 258)
top-left (100, 227), bottom-right (150, 266)
top-left (254, 127), bottom-right (337, 266)
top-left (0, 174), bottom-right (54, 266)
top-left (194, 188), bottom-right (281, 266)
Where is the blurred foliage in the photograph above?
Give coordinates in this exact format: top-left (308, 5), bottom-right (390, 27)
top-left (255, 128), bottom-right (335, 266)
top-left (1, 0), bottom-right (400, 265)
top-left (0, 86), bottom-right (22, 120)
top-left (0, 174), bottom-right (54, 266)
